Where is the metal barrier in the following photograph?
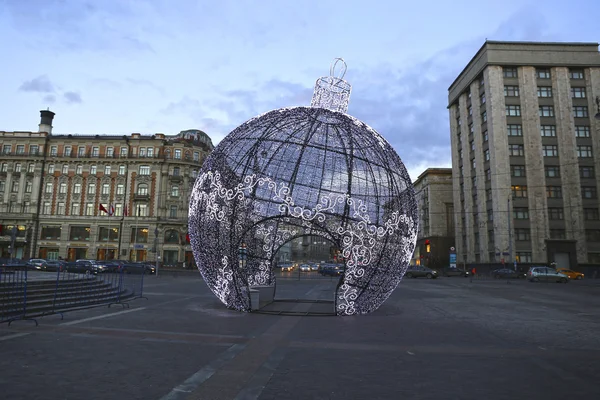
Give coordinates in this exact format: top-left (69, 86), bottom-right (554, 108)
top-left (108, 264), bottom-right (148, 309)
top-left (0, 266), bottom-right (38, 326)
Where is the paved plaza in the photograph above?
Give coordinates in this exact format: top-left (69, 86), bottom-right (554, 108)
top-left (1, 273), bottom-right (600, 400)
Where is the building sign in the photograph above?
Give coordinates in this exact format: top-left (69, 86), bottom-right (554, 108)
top-left (449, 246), bottom-right (457, 268)
top-left (133, 244), bottom-right (145, 249)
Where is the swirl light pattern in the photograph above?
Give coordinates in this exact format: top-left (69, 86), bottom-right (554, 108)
top-left (189, 104), bottom-right (418, 315)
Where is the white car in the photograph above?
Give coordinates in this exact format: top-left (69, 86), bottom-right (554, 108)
top-left (299, 264), bottom-right (311, 272)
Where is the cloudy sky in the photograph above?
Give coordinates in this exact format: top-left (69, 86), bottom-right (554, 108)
top-left (1, 0), bottom-right (599, 180)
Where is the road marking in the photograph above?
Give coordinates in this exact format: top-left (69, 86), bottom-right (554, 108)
top-left (159, 344), bottom-right (247, 400)
top-left (59, 307), bottom-right (146, 326)
top-left (0, 332), bottom-right (30, 341)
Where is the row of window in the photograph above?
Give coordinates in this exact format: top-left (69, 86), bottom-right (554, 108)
top-left (0, 163), bottom-right (198, 178)
top-left (508, 144), bottom-right (593, 158)
top-left (503, 67), bottom-right (584, 80)
top-left (511, 185), bottom-right (597, 199)
top-left (40, 226), bottom-right (184, 243)
top-left (35, 202), bottom-right (180, 218)
top-left (506, 105), bottom-right (589, 118)
top-left (512, 207), bottom-right (600, 221)
top-left (504, 85), bottom-right (587, 99)
top-left (510, 165), bottom-right (595, 179)
top-left (506, 124), bottom-right (591, 137)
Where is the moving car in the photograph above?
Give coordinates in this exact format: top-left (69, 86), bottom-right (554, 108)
top-left (299, 264), bottom-right (311, 272)
top-left (556, 268), bottom-right (584, 280)
top-left (442, 267), bottom-right (470, 277)
top-left (492, 268), bottom-right (526, 279)
top-left (42, 260), bottom-right (67, 272)
top-left (405, 266), bottom-right (437, 279)
top-left (278, 263), bottom-right (294, 272)
top-left (527, 266), bottom-right (569, 283)
top-left (320, 264), bottom-right (344, 276)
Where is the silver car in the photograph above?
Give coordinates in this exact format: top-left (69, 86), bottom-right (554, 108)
top-left (527, 266), bottom-right (569, 283)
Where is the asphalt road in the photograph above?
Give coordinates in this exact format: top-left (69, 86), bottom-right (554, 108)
top-left (1, 274), bottom-right (599, 400)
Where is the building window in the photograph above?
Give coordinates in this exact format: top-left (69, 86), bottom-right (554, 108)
top-left (573, 106), bottom-right (588, 118)
top-left (50, 146), bottom-right (58, 156)
top-left (57, 202), bottom-right (65, 215)
top-left (480, 93), bottom-right (486, 104)
top-left (90, 165), bottom-right (97, 174)
top-left (511, 185), bottom-right (527, 198)
top-left (171, 186), bottom-right (179, 197)
top-left (116, 184), bottom-right (124, 195)
top-left (470, 140), bottom-right (474, 151)
top-left (28, 163), bottom-right (35, 173)
top-left (582, 187), bottom-right (597, 199)
top-left (59, 182), bottom-right (67, 194)
top-left (192, 169), bottom-right (198, 178)
top-left (482, 130), bottom-right (488, 142)
top-left (173, 167), bottom-right (181, 176)
top-left (137, 184), bottom-right (149, 196)
top-left (139, 147), bottom-right (146, 157)
top-left (43, 202), bottom-right (52, 214)
top-left (468, 106), bottom-right (473, 116)
top-left (516, 252), bottom-right (532, 263)
top-left (547, 186), bottom-right (562, 198)
top-left (115, 204), bottom-right (123, 216)
top-left (61, 164), bottom-right (68, 174)
top-left (536, 68), bottom-right (551, 79)
top-left (25, 181), bottom-right (32, 193)
top-left (550, 229), bottom-right (566, 240)
top-left (0, 181), bottom-right (5, 192)
top-left (92, 147), bottom-right (99, 157)
top-left (515, 229), bottom-right (531, 241)
top-left (41, 226), bottom-right (62, 240)
top-left (147, 147), bottom-right (154, 157)
top-left (139, 165), bottom-right (150, 175)
top-left (74, 183), bottom-right (81, 194)
top-left (504, 85), bottom-right (519, 97)
top-left (571, 87), bottom-right (586, 98)
top-left (503, 67), bottom-right (518, 78)
top-left (130, 227), bottom-right (149, 243)
top-left (69, 226), bottom-right (90, 241)
top-left (548, 208), bottom-right (564, 220)
top-left (106, 147), bottom-right (114, 157)
top-left (569, 69), bottom-right (584, 79)
top-left (86, 203), bottom-right (94, 216)
top-left (2, 144), bottom-right (12, 154)
top-left (580, 166), bottom-right (595, 179)
top-left (584, 208), bottom-right (600, 221)
top-left (71, 203), bottom-right (80, 216)
top-left (102, 183), bottom-right (110, 195)
top-left (119, 165), bottom-right (126, 175)
top-left (509, 144), bottom-right (524, 156)
top-left (472, 159), bottom-right (476, 169)
top-left (138, 204), bottom-right (148, 217)
top-left (64, 146), bottom-right (72, 157)
top-left (193, 152), bottom-right (199, 162)
top-left (11, 181), bottom-right (19, 193)
top-left (175, 149), bottom-right (182, 159)
top-left (481, 111), bottom-right (487, 122)
top-left (78, 146), bottom-right (86, 157)
top-left (511, 165), bottom-right (526, 177)
top-left (514, 207), bottom-right (529, 220)
top-left (577, 145), bottom-right (593, 158)
top-left (170, 205), bottom-right (178, 218)
top-left (545, 166), bottom-right (560, 178)
top-left (575, 126), bottom-right (590, 138)
top-left (16, 145), bottom-right (24, 154)
top-left (45, 182), bottom-right (53, 193)
top-left (104, 165), bottom-right (111, 175)
top-left (15, 163), bottom-right (21, 172)
top-left (537, 86), bottom-right (552, 97)
top-left (506, 105), bottom-right (521, 117)
top-left (539, 106), bottom-right (554, 117)
top-left (88, 184), bottom-right (96, 195)
top-left (48, 164), bottom-right (55, 174)
top-left (507, 124), bottom-right (522, 136)
top-left (540, 125), bottom-right (556, 137)
top-left (586, 230), bottom-right (600, 242)
top-left (486, 168), bottom-right (491, 181)
top-left (98, 227), bottom-right (119, 242)
top-left (120, 147), bottom-right (128, 157)
top-left (542, 145), bottom-right (558, 157)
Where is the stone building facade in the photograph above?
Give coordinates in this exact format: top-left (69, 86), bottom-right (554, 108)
top-left (0, 110), bottom-right (213, 265)
top-left (412, 168), bottom-right (455, 268)
top-left (448, 41), bottom-right (600, 268)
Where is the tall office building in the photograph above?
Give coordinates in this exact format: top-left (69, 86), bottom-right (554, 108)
top-left (448, 41), bottom-right (600, 269)
top-left (0, 111), bottom-right (213, 265)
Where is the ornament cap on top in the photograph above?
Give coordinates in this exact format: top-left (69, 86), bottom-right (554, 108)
top-left (310, 57), bottom-right (352, 114)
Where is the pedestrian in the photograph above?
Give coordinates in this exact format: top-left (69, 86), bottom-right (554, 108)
top-left (471, 267), bottom-right (476, 278)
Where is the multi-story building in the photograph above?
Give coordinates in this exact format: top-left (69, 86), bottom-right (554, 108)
top-left (0, 110), bottom-right (214, 265)
top-left (448, 41), bottom-right (600, 269)
top-left (412, 168), bottom-right (455, 268)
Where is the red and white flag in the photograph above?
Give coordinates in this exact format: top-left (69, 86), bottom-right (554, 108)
top-left (99, 204), bottom-right (108, 214)
top-left (108, 205), bottom-right (115, 216)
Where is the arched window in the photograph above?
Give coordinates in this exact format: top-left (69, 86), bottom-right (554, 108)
top-left (164, 229), bottom-right (179, 244)
top-left (171, 186), bottom-right (179, 197)
top-left (137, 183), bottom-right (148, 195)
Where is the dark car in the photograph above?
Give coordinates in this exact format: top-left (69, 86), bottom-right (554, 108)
top-left (492, 268), bottom-right (525, 279)
top-left (64, 260), bottom-right (107, 274)
top-left (42, 260), bottom-right (67, 272)
top-left (405, 266), bottom-right (438, 279)
top-left (122, 262), bottom-right (156, 275)
top-left (320, 264), bottom-right (344, 276)
top-left (442, 267), bottom-right (470, 277)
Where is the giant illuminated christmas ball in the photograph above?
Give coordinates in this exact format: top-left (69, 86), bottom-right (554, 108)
top-left (189, 59), bottom-right (418, 315)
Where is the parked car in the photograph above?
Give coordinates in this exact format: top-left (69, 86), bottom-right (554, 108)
top-left (65, 260), bottom-right (107, 274)
top-left (492, 268), bottom-right (526, 279)
top-left (405, 266), bottom-right (437, 279)
top-left (309, 262), bottom-right (320, 271)
top-left (556, 269), bottom-right (584, 280)
top-left (527, 266), bottom-right (569, 283)
top-left (442, 267), bottom-right (470, 277)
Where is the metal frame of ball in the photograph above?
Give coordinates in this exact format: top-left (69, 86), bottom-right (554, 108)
top-left (189, 106), bottom-right (418, 315)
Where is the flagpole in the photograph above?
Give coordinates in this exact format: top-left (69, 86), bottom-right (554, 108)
top-left (132, 203), bottom-right (139, 262)
top-left (107, 205), bottom-right (110, 261)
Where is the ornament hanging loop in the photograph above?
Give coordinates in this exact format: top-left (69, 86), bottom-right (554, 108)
top-left (330, 58), bottom-right (347, 80)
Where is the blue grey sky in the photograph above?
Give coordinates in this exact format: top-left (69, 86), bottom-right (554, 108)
top-left (1, 0), bottom-right (599, 179)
